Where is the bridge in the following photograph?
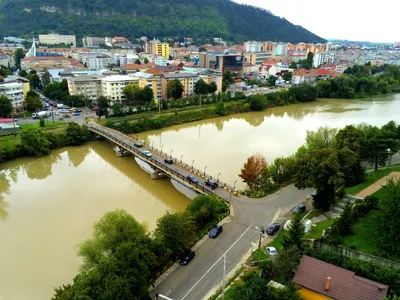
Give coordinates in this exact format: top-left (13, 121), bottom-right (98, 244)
top-left (87, 122), bottom-right (240, 201)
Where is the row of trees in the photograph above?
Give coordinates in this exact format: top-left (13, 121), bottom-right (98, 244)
top-left (52, 195), bottom-right (228, 299)
top-left (239, 121), bottom-right (400, 209)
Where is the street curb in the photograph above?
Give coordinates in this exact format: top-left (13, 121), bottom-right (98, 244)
top-left (149, 214), bottom-right (234, 292)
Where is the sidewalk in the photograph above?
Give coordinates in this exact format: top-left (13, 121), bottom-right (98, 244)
top-left (355, 171), bottom-right (400, 198)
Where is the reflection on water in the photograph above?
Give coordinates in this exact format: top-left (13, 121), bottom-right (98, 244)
top-left (139, 96), bottom-right (400, 189)
top-left (0, 142), bottom-right (189, 300)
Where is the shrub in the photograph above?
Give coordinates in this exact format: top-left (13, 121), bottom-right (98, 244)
top-left (39, 116), bottom-right (45, 127)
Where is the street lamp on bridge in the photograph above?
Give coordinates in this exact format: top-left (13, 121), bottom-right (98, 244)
top-left (217, 172), bottom-right (221, 183)
top-left (151, 141), bottom-right (155, 150)
top-left (181, 154), bottom-right (184, 163)
top-left (204, 166), bottom-right (208, 176)
top-left (161, 145), bottom-right (164, 154)
top-left (229, 180), bottom-right (238, 203)
top-left (170, 149), bottom-right (173, 158)
top-left (192, 160), bottom-right (195, 170)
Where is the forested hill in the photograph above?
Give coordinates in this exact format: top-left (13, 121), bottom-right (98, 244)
top-left (0, 0), bottom-right (325, 43)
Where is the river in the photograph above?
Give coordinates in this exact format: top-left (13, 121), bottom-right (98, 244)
top-left (0, 95), bottom-right (399, 299)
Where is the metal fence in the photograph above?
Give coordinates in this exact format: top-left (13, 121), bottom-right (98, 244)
top-left (89, 124), bottom-right (217, 195)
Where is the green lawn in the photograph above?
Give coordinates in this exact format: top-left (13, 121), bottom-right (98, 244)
top-left (268, 230), bottom-right (285, 250)
top-left (345, 166), bottom-right (400, 196)
top-left (19, 122), bottom-right (66, 130)
top-left (305, 219), bottom-right (335, 239)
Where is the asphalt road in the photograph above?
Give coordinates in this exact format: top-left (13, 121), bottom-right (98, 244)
top-left (87, 123), bottom-right (314, 300)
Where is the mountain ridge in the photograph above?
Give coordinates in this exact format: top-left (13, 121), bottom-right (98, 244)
top-left (0, 0), bottom-right (326, 44)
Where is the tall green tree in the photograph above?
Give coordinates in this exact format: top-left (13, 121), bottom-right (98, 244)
top-left (64, 123), bottom-right (90, 145)
top-left (267, 75), bottom-right (278, 86)
top-left (139, 86), bottom-right (154, 108)
top-left (14, 48), bottom-right (25, 70)
top-left (335, 200), bottom-right (354, 236)
top-left (122, 83), bottom-right (141, 105)
top-left (305, 126), bottom-right (338, 150)
top-left (307, 51), bottom-right (314, 68)
top-left (282, 212), bottom-right (305, 251)
top-left (373, 179), bottom-right (400, 256)
top-left (154, 212), bottom-right (196, 256)
top-left (194, 78), bottom-right (208, 95)
top-left (0, 95), bottom-right (12, 117)
top-left (20, 128), bottom-right (51, 156)
top-left (25, 91), bottom-right (42, 112)
top-left (135, 58), bottom-right (141, 65)
top-left (143, 57), bottom-right (149, 64)
top-left (41, 69), bottom-right (51, 87)
top-left (167, 79), bottom-right (183, 100)
top-left (96, 96), bottom-right (109, 118)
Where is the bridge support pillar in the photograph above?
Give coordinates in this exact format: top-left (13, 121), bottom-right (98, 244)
top-left (151, 170), bottom-right (168, 179)
top-left (113, 145), bottom-right (131, 157)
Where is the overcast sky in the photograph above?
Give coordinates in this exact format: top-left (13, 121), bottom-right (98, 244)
top-left (233, 0), bottom-right (398, 43)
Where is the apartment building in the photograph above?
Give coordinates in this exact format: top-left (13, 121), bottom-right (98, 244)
top-left (79, 53), bottom-right (112, 70)
top-left (0, 77), bottom-right (30, 113)
top-left (21, 56), bottom-right (73, 70)
top-left (244, 41), bottom-right (262, 53)
top-left (151, 42), bottom-right (170, 59)
top-left (0, 51), bottom-right (15, 68)
top-left (199, 51), bottom-right (243, 76)
top-left (313, 52), bottom-right (335, 68)
top-left (101, 75), bottom-right (138, 103)
top-left (67, 75), bottom-right (103, 102)
top-left (154, 56), bottom-right (167, 66)
top-left (39, 34), bottom-right (77, 47)
top-left (82, 37), bottom-right (107, 48)
top-left (244, 52), bottom-right (272, 66)
top-left (133, 72), bottom-right (161, 99)
top-left (160, 73), bottom-right (198, 100)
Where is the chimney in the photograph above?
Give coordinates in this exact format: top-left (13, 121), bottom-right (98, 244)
top-left (325, 277), bottom-right (331, 291)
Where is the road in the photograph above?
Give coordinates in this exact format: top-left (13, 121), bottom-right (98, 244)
top-left (87, 123), bottom-right (314, 300)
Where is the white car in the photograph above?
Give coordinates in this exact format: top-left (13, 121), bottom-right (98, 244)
top-left (266, 246), bottom-right (278, 256)
top-left (142, 150), bottom-right (152, 158)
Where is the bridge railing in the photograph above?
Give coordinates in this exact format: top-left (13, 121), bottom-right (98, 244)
top-left (89, 124), bottom-right (214, 195)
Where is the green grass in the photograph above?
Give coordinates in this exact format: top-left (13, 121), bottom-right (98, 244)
top-left (268, 230), bottom-right (285, 250)
top-left (304, 209), bottom-right (322, 220)
top-left (19, 122), bottom-right (66, 130)
top-left (305, 219), bottom-right (335, 239)
top-left (14, 111), bottom-right (33, 117)
top-left (345, 166), bottom-right (400, 196)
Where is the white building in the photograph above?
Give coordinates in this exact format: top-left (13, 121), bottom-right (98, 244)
top-left (0, 80), bottom-right (25, 112)
top-left (126, 54), bottom-right (140, 65)
top-left (86, 55), bottom-right (112, 70)
top-left (82, 37), bottom-right (107, 48)
top-left (245, 41), bottom-right (262, 53)
top-left (313, 52), bottom-right (335, 68)
top-left (0, 52), bottom-right (15, 67)
top-left (39, 34), bottom-right (77, 47)
top-left (274, 43), bottom-right (288, 57)
top-left (101, 75), bottom-right (138, 103)
top-left (154, 56), bottom-right (167, 66)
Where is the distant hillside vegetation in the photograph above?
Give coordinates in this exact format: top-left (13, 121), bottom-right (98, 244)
top-left (0, 0), bottom-right (326, 43)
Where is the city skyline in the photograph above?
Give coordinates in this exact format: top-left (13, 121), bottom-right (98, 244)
top-left (234, 0), bottom-right (398, 43)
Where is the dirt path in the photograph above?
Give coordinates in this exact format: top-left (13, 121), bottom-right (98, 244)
top-left (355, 172), bottom-right (400, 198)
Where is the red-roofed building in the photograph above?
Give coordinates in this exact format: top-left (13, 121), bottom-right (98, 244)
top-left (293, 256), bottom-right (388, 300)
top-left (121, 63), bottom-right (155, 73)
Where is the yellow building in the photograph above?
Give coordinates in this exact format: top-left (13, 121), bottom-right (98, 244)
top-left (160, 73), bottom-right (198, 100)
top-left (132, 72), bottom-right (161, 100)
top-left (152, 42), bottom-right (170, 59)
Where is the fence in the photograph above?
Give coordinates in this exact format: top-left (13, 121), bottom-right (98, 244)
top-left (88, 124), bottom-right (217, 195)
top-left (309, 239), bottom-right (400, 269)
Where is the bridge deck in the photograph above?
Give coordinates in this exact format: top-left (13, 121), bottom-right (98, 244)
top-left (88, 123), bottom-right (239, 201)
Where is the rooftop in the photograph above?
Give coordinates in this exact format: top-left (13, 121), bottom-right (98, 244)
top-left (292, 256), bottom-right (388, 300)
top-left (121, 62), bottom-right (155, 70)
top-left (21, 56), bottom-right (69, 61)
top-left (102, 75), bottom-right (137, 82)
top-left (162, 73), bottom-right (198, 79)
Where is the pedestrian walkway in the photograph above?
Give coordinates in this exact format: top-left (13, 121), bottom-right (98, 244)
top-left (355, 172), bottom-right (400, 199)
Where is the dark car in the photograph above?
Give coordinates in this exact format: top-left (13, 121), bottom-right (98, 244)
top-left (266, 223), bottom-right (280, 235)
top-left (209, 224), bottom-right (223, 238)
top-left (164, 158), bottom-right (174, 164)
top-left (205, 179), bottom-right (218, 189)
top-left (292, 204), bottom-right (306, 214)
top-left (179, 250), bottom-right (195, 265)
top-left (187, 175), bottom-right (199, 184)
top-left (134, 141), bottom-right (143, 148)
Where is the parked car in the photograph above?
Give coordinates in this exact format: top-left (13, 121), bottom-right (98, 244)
top-left (134, 141), bottom-right (143, 147)
top-left (187, 175), bottom-right (199, 184)
top-left (142, 150), bottom-right (152, 158)
top-left (209, 224), bottom-right (223, 238)
top-left (205, 179), bottom-right (218, 189)
top-left (72, 112), bottom-right (80, 116)
top-left (266, 246), bottom-right (278, 256)
top-left (179, 250), bottom-right (195, 265)
top-left (266, 223), bottom-right (280, 235)
top-left (292, 204), bottom-right (306, 214)
top-left (164, 158), bottom-right (173, 164)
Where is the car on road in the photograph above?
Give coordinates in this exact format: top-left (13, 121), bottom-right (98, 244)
top-left (134, 141), bottom-right (143, 147)
top-left (266, 223), bottom-right (280, 235)
top-left (142, 150), bottom-right (152, 158)
top-left (209, 224), bottom-right (223, 238)
top-left (179, 250), bottom-right (195, 265)
top-left (205, 179), bottom-right (218, 189)
top-left (164, 158), bottom-right (174, 164)
top-left (187, 175), bottom-right (199, 184)
top-left (292, 204), bottom-right (306, 214)
top-left (266, 246), bottom-right (278, 257)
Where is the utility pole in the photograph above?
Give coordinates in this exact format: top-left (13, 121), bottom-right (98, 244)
top-left (257, 231), bottom-right (262, 261)
top-left (222, 254), bottom-right (226, 300)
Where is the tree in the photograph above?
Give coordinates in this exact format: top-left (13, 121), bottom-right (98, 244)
top-left (307, 51), bottom-right (314, 68)
top-left (64, 122), bottom-right (90, 145)
top-left (122, 83), bottom-right (141, 106)
top-left (267, 75), bottom-right (278, 86)
top-left (214, 101), bottom-right (225, 116)
top-left (282, 212), bottom-right (305, 251)
top-left (140, 86), bottom-right (154, 108)
top-left (249, 94), bottom-right (267, 111)
top-left (20, 128), bottom-right (51, 156)
top-left (273, 247), bottom-right (302, 283)
top-left (335, 201), bottom-right (354, 236)
top-left (26, 91), bottom-right (42, 112)
top-left (239, 154), bottom-right (268, 189)
top-left (41, 69), bottom-right (51, 87)
top-left (96, 96), bottom-right (109, 118)
top-left (143, 57), bottom-right (149, 64)
top-left (373, 179), bottom-right (400, 256)
top-left (135, 58), bottom-right (141, 65)
top-left (15, 48), bottom-right (25, 69)
top-left (111, 102), bottom-right (125, 116)
top-left (335, 125), bottom-right (365, 154)
top-left (305, 126), bottom-right (338, 150)
top-left (222, 71), bottom-right (234, 91)
top-left (289, 84), bottom-right (318, 102)
top-left (282, 72), bottom-right (292, 82)
top-left (39, 116), bottom-right (45, 127)
top-left (0, 95), bottom-right (12, 117)
top-left (27, 70), bottom-right (43, 90)
top-left (289, 61), bottom-right (298, 69)
top-left (208, 82), bottom-right (217, 94)
top-left (154, 212), bottom-right (197, 256)
top-left (186, 195), bottom-right (227, 229)
top-left (167, 79), bottom-right (183, 100)
top-left (293, 148), bottom-right (344, 210)
top-left (194, 79), bottom-right (208, 95)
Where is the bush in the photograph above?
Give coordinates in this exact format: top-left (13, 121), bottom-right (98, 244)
top-left (249, 94), bottom-right (267, 111)
top-left (214, 101), bottom-right (225, 116)
top-left (39, 116), bottom-right (45, 127)
top-left (186, 195), bottom-right (228, 230)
